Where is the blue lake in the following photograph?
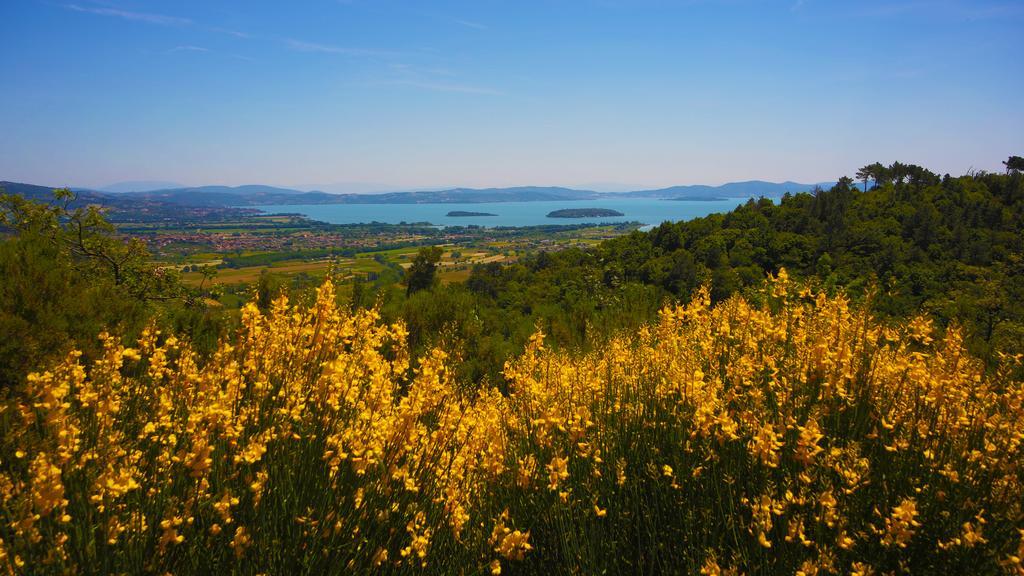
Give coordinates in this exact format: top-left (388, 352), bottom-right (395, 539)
top-left (254, 197), bottom-right (766, 228)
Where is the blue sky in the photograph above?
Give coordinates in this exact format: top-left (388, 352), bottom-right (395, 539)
top-left (1, 0), bottom-right (1022, 191)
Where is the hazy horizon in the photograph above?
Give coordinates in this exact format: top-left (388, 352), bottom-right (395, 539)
top-left (2, 0), bottom-right (1021, 188)
top-left (69, 178), bottom-right (839, 195)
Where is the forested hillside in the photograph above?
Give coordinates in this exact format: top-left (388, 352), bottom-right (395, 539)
top-left (383, 163), bottom-right (1023, 385)
top-left (1, 160), bottom-right (1023, 574)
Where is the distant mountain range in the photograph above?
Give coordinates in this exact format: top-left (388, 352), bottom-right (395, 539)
top-left (85, 181), bottom-right (829, 205)
top-left (0, 181), bottom-right (259, 222)
top-left (4, 179), bottom-right (834, 210)
top-left (620, 181), bottom-right (833, 199)
top-left (97, 185), bottom-right (316, 207)
top-left (4, 181), bottom-right (123, 206)
top-left (100, 180), bottom-right (184, 193)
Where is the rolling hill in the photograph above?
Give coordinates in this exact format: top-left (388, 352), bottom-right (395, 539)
top-left (111, 181), bottom-right (825, 206)
top-left (5, 180), bottom-right (830, 213)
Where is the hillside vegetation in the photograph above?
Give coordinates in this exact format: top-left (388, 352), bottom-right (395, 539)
top-left (2, 276), bottom-right (1022, 574)
top-left (1, 159), bottom-right (1023, 574)
top-left (391, 164), bottom-right (1023, 386)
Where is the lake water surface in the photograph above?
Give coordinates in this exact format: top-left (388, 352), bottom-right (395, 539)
top-left (255, 197), bottom-right (764, 228)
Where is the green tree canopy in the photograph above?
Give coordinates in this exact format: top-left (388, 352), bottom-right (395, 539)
top-left (404, 245), bottom-right (444, 295)
top-left (0, 188), bottom-right (183, 389)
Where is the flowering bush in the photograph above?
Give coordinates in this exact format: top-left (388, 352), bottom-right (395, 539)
top-left (2, 273), bottom-right (1022, 574)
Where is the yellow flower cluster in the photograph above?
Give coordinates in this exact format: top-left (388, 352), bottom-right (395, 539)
top-left (1, 272), bottom-right (1021, 574)
top-left (496, 271), bottom-right (1023, 573)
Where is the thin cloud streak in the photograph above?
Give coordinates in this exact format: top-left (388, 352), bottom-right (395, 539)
top-left (211, 27), bottom-right (252, 39)
top-left (388, 62), bottom-right (457, 77)
top-left (379, 79), bottom-right (503, 95)
top-left (63, 3), bottom-right (191, 26)
top-left (166, 45), bottom-right (210, 53)
top-left (162, 46), bottom-right (256, 62)
top-left (455, 19), bottom-right (488, 30)
top-left (63, 4), bottom-right (252, 38)
top-left (285, 39), bottom-right (396, 58)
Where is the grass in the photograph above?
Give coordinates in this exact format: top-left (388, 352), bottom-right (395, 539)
top-left (177, 244), bottom-right (511, 288)
top-left (438, 268), bottom-right (472, 284)
top-left (181, 259), bottom-right (367, 286)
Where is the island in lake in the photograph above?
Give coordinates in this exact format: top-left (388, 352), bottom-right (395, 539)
top-left (547, 208), bottom-right (625, 218)
top-left (446, 210), bottom-right (497, 217)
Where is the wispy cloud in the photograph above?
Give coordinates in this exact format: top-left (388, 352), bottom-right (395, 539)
top-left (162, 46), bottom-right (256, 62)
top-left (388, 62), bottom-right (456, 77)
top-left (380, 80), bottom-right (503, 95)
top-left (455, 19), bottom-right (488, 30)
top-left (285, 39), bottom-right (395, 58)
top-left (374, 58), bottom-right (499, 95)
top-left (211, 27), bottom-right (251, 39)
top-left (166, 45), bottom-right (210, 54)
top-left (63, 3), bottom-right (255, 38)
top-left (63, 3), bottom-right (191, 26)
